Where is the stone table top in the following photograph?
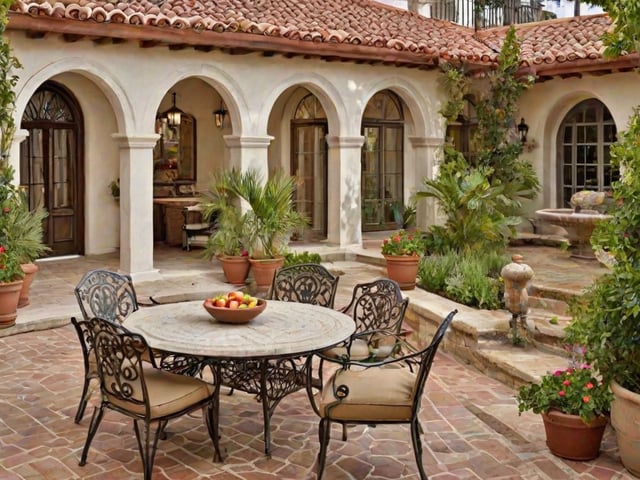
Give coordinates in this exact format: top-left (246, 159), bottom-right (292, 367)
top-left (124, 300), bottom-right (354, 359)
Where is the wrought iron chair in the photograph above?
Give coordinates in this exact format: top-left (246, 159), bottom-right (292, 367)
top-left (72, 269), bottom-right (140, 423)
top-left (78, 317), bottom-right (222, 479)
top-left (325, 278), bottom-right (410, 363)
top-left (74, 269), bottom-right (139, 323)
top-left (268, 263), bottom-right (339, 308)
top-left (306, 309), bottom-right (458, 480)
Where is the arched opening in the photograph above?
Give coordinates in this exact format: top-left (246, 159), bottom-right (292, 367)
top-left (291, 93), bottom-right (328, 239)
top-left (361, 90), bottom-right (404, 231)
top-left (557, 99), bottom-right (618, 207)
top-left (20, 81), bottom-right (84, 257)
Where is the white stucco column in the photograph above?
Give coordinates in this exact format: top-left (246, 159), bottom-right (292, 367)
top-left (224, 135), bottom-right (273, 180)
top-left (326, 135), bottom-right (364, 247)
top-left (409, 136), bottom-right (442, 230)
top-left (9, 130), bottom-right (29, 184)
top-left (112, 133), bottom-right (160, 281)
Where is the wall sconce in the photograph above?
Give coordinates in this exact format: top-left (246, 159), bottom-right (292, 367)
top-left (161, 92), bottom-right (184, 127)
top-left (214, 102), bottom-right (227, 129)
top-left (517, 117), bottom-right (529, 144)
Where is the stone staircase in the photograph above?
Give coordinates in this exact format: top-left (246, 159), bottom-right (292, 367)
top-left (350, 241), bottom-right (604, 390)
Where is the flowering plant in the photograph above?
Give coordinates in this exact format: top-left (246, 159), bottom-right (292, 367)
top-left (516, 363), bottom-right (612, 423)
top-left (381, 230), bottom-right (425, 257)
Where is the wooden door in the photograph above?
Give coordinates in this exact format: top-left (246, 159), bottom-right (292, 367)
top-left (20, 82), bottom-right (84, 257)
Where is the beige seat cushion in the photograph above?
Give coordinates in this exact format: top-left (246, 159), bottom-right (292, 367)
top-left (107, 369), bottom-right (214, 419)
top-left (321, 338), bottom-right (371, 361)
top-left (317, 367), bottom-right (416, 422)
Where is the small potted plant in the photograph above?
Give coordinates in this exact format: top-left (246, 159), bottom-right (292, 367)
top-left (381, 229), bottom-right (425, 290)
top-left (516, 360), bottom-right (612, 461)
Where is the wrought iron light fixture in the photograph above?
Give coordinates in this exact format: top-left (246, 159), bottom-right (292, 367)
top-left (517, 117), bottom-right (529, 143)
top-left (162, 92), bottom-right (184, 127)
top-left (214, 102), bottom-right (227, 129)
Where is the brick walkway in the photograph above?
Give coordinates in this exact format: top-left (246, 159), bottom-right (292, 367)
top-left (0, 243), bottom-right (632, 479)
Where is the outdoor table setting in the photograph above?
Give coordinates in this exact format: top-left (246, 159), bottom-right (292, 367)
top-left (124, 297), bottom-right (354, 457)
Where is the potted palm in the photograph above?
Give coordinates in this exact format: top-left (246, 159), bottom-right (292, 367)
top-left (565, 107), bottom-right (640, 477)
top-left (224, 169), bottom-right (307, 289)
top-left (516, 362), bottom-right (612, 460)
top-left (201, 171), bottom-right (250, 285)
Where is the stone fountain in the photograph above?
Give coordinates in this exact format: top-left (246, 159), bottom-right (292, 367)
top-left (536, 191), bottom-right (612, 260)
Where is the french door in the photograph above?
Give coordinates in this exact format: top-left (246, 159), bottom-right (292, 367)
top-left (20, 82), bottom-right (84, 256)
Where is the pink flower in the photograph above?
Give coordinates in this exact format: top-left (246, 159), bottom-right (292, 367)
top-left (553, 370), bottom-right (563, 376)
top-left (563, 380), bottom-right (571, 386)
top-left (586, 383), bottom-right (594, 390)
top-left (558, 391), bottom-right (566, 397)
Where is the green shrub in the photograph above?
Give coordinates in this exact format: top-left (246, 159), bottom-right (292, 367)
top-left (418, 251), bottom-right (506, 309)
top-left (284, 251), bottom-right (322, 267)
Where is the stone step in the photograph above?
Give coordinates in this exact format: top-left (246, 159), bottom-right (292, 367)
top-left (471, 338), bottom-right (572, 388)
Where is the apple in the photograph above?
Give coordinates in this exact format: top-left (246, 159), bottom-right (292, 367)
top-left (214, 298), bottom-right (227, 308)
top-left (228, 300), bottom-right (240, 309)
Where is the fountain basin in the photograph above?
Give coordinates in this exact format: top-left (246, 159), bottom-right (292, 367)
top-left (535, 209), bottom-right (612, 260)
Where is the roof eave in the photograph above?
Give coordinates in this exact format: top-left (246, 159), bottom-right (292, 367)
top-left (7, 12), bottom-right (456, 70)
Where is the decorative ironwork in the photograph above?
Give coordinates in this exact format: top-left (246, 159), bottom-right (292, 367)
top-left (341, 279), bottom-right (409, 335)
top-left (23, 89), bottom-right (74, 122)
top-left (269, 263), bottom-right (339, 308)
top-left (74, 269), bottom-right (139, 323)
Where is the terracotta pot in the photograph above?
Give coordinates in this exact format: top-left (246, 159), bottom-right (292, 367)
top-left (611, 380), bottom-right (640, 477)
top-left (383, 254), bottom-right (420, 290)
top-left (18, 262), bottom-right (38, 308)
top-left (217, 255), bottom-right (250, 285)
top-left (249, 257), bottom-right (285, 289)
top-left (0, 279), bottom-right (24, 329)
top-left (541, 409), bottom-right (608, 461)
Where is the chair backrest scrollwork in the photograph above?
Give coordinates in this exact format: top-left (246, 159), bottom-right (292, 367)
top-left (74, 269), bottom-right (139, 324)
top-left (269, 263), bottom-right (339, 309)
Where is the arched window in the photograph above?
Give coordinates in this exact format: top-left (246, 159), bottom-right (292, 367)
top-left (557, 99), bottom-right (618, 206)
top-left (361, 90), bottom-right (405, 232)
top-left (445, 95), bottom-right (478, 161)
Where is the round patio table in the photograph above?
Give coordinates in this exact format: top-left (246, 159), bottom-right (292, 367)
top-left (125, 299), bottom-right (354, 457)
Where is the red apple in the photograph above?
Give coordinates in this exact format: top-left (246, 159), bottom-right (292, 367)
top-left (214, 298), bottom-right (227, 308)
top-left (228, 300), bottom-right (240, 309)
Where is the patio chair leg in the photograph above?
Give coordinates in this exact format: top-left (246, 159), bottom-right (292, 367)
top-left (411, 418), bottom-right (428, 480)
top-left (74, 378), bottom-right (91, 424)
top-left (133, 418), bottom-right (167, 480)
top-left (317, 418), bottom-right (331, 480)
top-left (79, 404), bottom-right (106, 466)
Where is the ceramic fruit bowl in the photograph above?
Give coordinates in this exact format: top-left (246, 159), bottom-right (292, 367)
top-left (203, 298), bottom-right (267, 324)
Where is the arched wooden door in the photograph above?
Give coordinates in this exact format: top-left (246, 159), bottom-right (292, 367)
top-left (20, 82), bottom-right (84, 257)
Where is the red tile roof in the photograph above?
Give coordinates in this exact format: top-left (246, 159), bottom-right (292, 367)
top-left (7, 1), bottom-right (632, 77)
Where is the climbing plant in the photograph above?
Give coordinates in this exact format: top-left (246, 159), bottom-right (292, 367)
top-left (415, 25), bottom-right (539, 255)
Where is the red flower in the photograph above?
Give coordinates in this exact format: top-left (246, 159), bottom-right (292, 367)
top-left (583, 396), bottom-right (591, 403)
top-left (0, 246), bottom-right (5, 253)
top-left (558, 391), bottom-right (566, 397)
top-left (392, 235), bottom-right (401, 243)
top-left (563, 380), bottom-right (571, 386)
top-left (586, 382), bottom-right (594, 390)
top-left (2, 207), bottom-right (8, 213)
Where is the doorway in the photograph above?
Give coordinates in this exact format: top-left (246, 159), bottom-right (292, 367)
top-left (291, 94), bottom-right (328, 239)
top-left (361, 90), bottom-right (404, 231)
top-left (20, 82), bottom-right (84, 256)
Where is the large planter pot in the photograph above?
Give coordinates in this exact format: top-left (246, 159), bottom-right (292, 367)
top-left (383, 254), bottom-right (421, 290)
top-left (611, 380), bottom-right (640, 477)
top-left (0, 279), bottom-right (24, 329)
top-left (249, 257), bottom-right (285, 289)
top-left (541, 409), bottom-right (608, 461)
top-left (217, 255), bottom-right (250, 285)
top-left (18, 262), bottom-right (38, 308)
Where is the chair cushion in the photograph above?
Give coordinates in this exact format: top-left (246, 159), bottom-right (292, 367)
top-left (317, 367), bottom-right (416, 422)
top-left (321, 338), bottom-right (371, 361)
top-left (108, 369), bottom-right (214, 419)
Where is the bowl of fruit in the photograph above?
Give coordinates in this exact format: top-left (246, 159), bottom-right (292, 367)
top-left (203, 291), bottom-right (266, 324)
